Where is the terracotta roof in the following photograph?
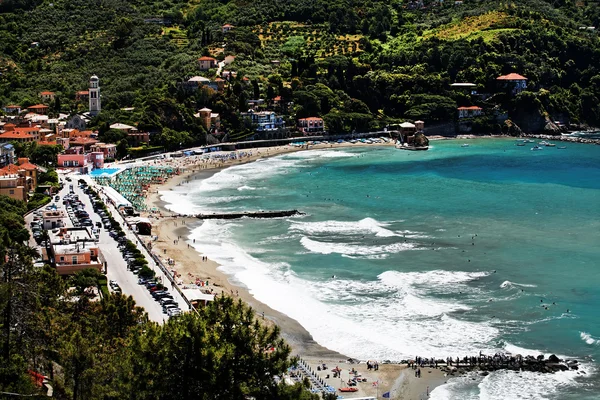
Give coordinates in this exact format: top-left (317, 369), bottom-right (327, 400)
top-left (198, 56), bottom-right (217, 61)
top-left (222, 24), bottom-right (234, 27)
top-left (273, 96), bottom-right (282, 101)
top-left (299, 117), bottom-right (323, 121)
top-left (497, 73), bottom-right (527, 81)
top-left (242, 77), bottom-right (250, 81)
top-left (40, 91), bottom-right (55, 95)
top-left (27, 104), bottom-right (48, 109)
top-left (215, 78), bottom-right (224, 81)
top-left (0, 131), bottom-right (34, 139)
top-left (457, 106), bottom-right (482, 110)
top-left (18, 162), bottom-right (38, 170)
top-left (5, 105), bottom-right (21, 109)
top-left (69, 137), bottom-right (98, 145)
top-left (14, 127), bottom-right (40, 132)
top-left (38, 141), bottom-right (58, 146)
top-left (0, 164), bottom-right (21, 174)
top-left (76, 90), bottom-right (89, 94)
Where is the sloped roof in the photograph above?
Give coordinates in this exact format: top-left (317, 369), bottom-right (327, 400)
top-left (28, 104), bottom-right (48, 109)
top-left (110, 123), bottom-right (135, 130)
top-left (198, 56), bottom-right (217, 61)
top-left (457, 106), bottom-right (482, 110)
top-left (497, 73), bottom-right (527, 81)
top-left (0, 131), bottom-right (34, 140)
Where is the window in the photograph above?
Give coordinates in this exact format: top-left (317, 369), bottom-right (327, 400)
top-left (72, 256), bottom-right (78, 264)
top-left (60, 256), bottom-right (64, 262)
top-left (73, 160), bottom-right (79, 166)
top-left (9, 189), bottom-right (14, 195)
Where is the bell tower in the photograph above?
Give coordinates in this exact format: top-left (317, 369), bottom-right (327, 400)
top-left (89, 75), bottom-right (101, 116)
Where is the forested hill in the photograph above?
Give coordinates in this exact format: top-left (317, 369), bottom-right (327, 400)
top-left (1, 0), bottom-right (600, 140)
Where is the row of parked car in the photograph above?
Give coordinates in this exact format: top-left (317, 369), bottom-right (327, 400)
top-left (139, 277), bottom-right (182, 317)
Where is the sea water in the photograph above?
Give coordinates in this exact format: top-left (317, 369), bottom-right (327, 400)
top-left (161, 139), bottom-right (600, 399)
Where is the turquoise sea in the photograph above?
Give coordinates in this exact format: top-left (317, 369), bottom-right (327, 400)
top-left (161, 139), bottom-right (600, 399)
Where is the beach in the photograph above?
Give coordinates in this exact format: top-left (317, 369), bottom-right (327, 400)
top-left (131, 137), bottom-right (600, 399)
top-left (139, 141), bottom-right (452, 397)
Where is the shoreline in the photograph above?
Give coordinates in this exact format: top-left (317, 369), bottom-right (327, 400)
top-left (142, 142), bottom-right (454, 397)
top-left (137, 137), bottom-right (535, 397)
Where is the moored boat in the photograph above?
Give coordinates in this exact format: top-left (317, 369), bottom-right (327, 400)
top-left (531, 145), bottom-right (543, 151)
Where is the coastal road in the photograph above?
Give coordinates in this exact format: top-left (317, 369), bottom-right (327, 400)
top-left (79, 176), bottom-right (189, 318)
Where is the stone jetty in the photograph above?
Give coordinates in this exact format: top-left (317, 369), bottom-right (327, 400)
top-left (194, 210), bottom-right (304, 220)
top-left (407, 353), bottom-right (580, 376)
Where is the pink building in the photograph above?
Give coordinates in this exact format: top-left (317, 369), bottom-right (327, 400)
top-left (57, 147), bottom-right (90, 173)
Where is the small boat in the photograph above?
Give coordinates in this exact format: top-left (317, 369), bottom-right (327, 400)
top-left (524, 139), bottom-right (534, 143)
top-left (539, 141), bottom-right (549, 146)
top-left (339, 387), bottom-right (359, 392)
top-left (461, 143), bottom-right (469, 147)
top-left (531, 145), bottom-right (543, 151)
top-left (545, 143), bottom-right (556, 147)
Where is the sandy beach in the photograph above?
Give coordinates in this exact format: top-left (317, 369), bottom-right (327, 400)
top-left (140, 142), bottom-right (452, 398)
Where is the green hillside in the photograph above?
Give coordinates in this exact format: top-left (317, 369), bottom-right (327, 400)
top-left (1, 0), bottom-right (600, 141)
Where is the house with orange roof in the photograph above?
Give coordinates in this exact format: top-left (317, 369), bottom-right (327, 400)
top-left (57, 147), bottom-right (90, 173)
top-left (457, 106), bottom-right (483, 119)
top-left (0, 130), bottom-right (35, 143)
top-left (496, 73), bottom-right (528, 95)
top-left (27, 104), bottom-right (49, 115)
top-left (198, 56), bottom-right (218, 71)
top-left (16, 157), bottom-right (39, 187)
top-left (75, 90), bottom-right (89, 102)
top-left (2, 105), bottom-right (21, 114)
top-left (298, 117), bottom-right (325, 134)
top-left (40, 91), bottom-right (56, 101)
top-left (222, 24), bottom-right (234, 33)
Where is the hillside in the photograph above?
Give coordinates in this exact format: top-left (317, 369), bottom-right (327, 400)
top-left (1, 0), bottom-right (600, 142)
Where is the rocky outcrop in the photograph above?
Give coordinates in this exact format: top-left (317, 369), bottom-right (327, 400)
top-left (503, 119), bottom-right (523, 136)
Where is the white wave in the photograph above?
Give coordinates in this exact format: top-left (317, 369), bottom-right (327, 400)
top-left (237, 185), bottom-right (257, 191)
top-left (290, 217), bottom-right (406, 237)
top-left (282, 149), bottom-right (359, 159)
top-left (299, 236), bottom-right (416, 255)
top-left (159, 189), bottom-right (201, 214)
top-left (188, 221), bottom-right (500, 360)
top-left (500, 280), bottom-right (538, 289)
top-left (580, 332), bottom-right (599, 346)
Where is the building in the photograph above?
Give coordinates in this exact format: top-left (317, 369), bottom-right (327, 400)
top-left (195, 108), bottom-right (221, 132)
top-left (45, 227), bottom-right (102, 275)
top-left (75, 91), bottom-right (89, 102)
top-left (0, 125), bottom-right (36, 143)
top-left (247, 99), bottom-right (265, 110)
top-left (223, 55), bottom-right (235, 65)
top-left (297, 117), bottom-right (325, 134)
top-left (89, 75), bottom-right (101, 116)
top-left (15, 157), bottom-right (39, 188)
top-left (221, 70), bottom-right (237, 79)
top-left (57, 147), bottom-right (90, 173)
top-left (222, 24), bottom-right (234, 33)
top-left (0, 173), bottom-right (27, 201)
top-left (457, 106), bottom-right (483, 119)
top-left (109, 122), bottom-right (137, 132)
top-left (497, 73), bottom-right (528, 95)
top-left (27, 104), bottom-right (49, 115)
top-left (0, 143), bottom-right (15, 167)
top-left (3, 105), bottom-right (22, 114)
top-left (40, 91), bottom-right (56, 102)
top-left (180, 76), bottom-right (219, 92)
top-left (91, 143), bottom-right (117, 159)
top-left (198, 56), bottom-right (218, 71)
top-left (65, 114), bottom-right (90, 130)
top-left (127, 132), bottom-right (150, 146)
top-left (241, 111), bottom-right (284, 131)
top-left (42, 210), bottom-right (66, 230)
top-left (89, 152), bottom-right (105, 169)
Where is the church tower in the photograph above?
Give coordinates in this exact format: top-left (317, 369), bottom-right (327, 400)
top-left (89, 75), bottom-right (101, 116)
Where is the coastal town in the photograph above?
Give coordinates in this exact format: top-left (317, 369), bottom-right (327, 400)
top-left (1, 0), bottom-right (600, 398)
